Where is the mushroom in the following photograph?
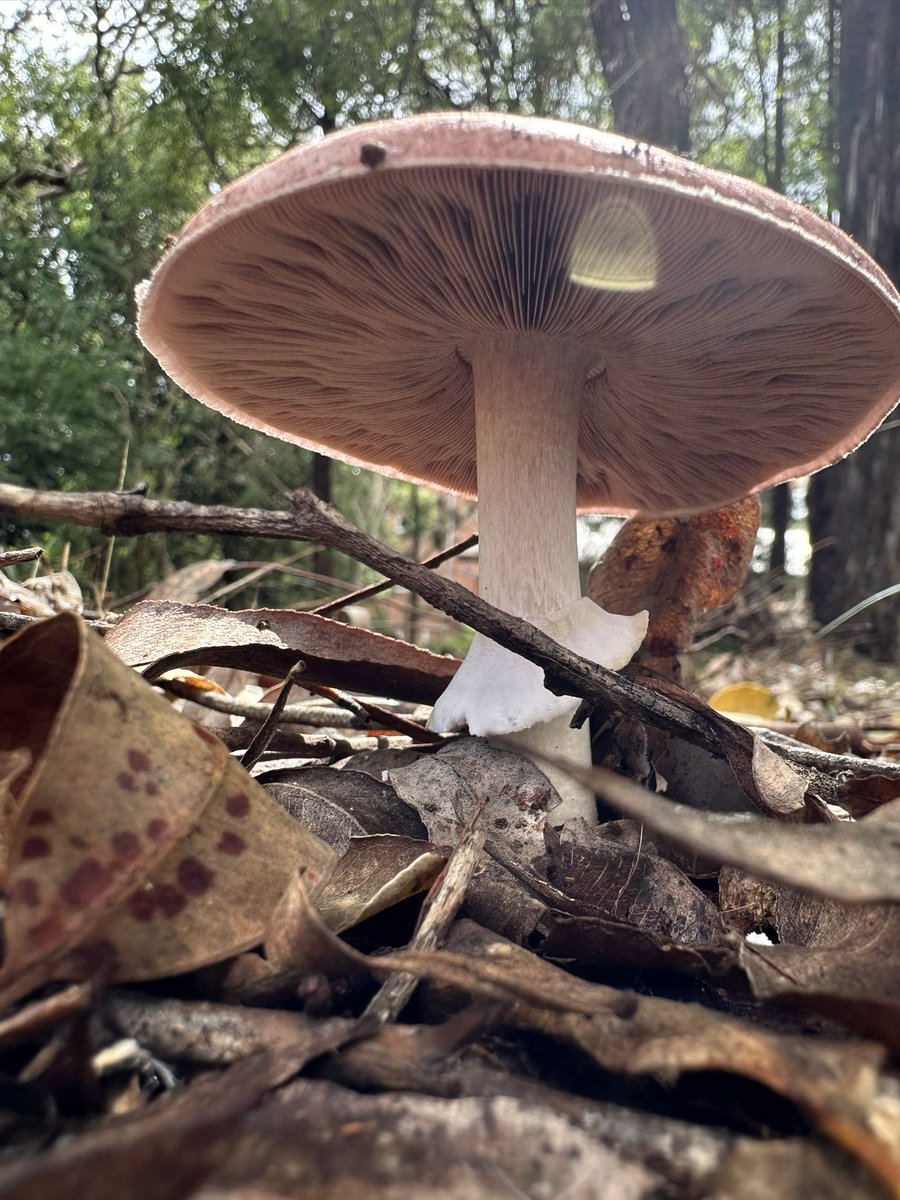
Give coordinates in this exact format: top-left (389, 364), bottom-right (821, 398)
top-left (137, 113), bottom-right (900, 824)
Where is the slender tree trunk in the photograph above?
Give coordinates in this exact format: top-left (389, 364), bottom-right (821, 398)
top-left (587, 0), bottom-right (690, 153)
top-left (311, 452), bottom-right (333, 586)
top-left (768, 0), bottom-right (791, 578)
top-left (407, 484), bottom-right (422, 644)
top-left (808, 0), bottom-right (900, 658)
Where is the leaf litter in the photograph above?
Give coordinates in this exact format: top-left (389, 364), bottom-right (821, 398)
top-left (2, 505), bottom-right (900, 1198)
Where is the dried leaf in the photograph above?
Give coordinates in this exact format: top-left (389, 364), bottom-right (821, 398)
top-left (325, 1025), bottom-right (876, 1200)
top-left (106, 600), bottom-right (458, 703)
top-left (532, 754), bottom-right (900, 904)
top-left (639, 678), bottom-right (810, 818)
top-left (709, 682), bottom-right (781, 722)
top-left (146, 559), bottom-right (237, 603)
top-left (423, 923), bottom-right (898, 1195)
top-left (260, 782), bottom-right (365, 855)
top-left (313, 835), bottom-right (446, 935)
top-left (540, 914), bottom-right (739, 979)
top-left (541, 823), bottom-right (726, 943)
top-left (740, 900), bottom-right (900, 1051)
top-left (0, 569), bottom-right (83, 619)
top-left (0, 613), bottom-right (335, 1004)
top-left (213, 878), bottom-right (899, 1188)
top-left (390, 738), bottom-right (555, 864)
top-left (261, 766), bottom-right (427, 839)
top-left (589, 497), bottom-right (760, 679)
top-left (727, 802), bottom-right (900, 1052)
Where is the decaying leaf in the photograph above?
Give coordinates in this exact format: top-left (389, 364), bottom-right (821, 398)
top-left (105, 600), bottom-right (459, 703)
top-left (388, 740), bottom-right (557, 942)
top-left (146, 559), bottom-right (237, 603)
top-left (203, 1077), bottom-right (663, 1200)
top-left (312, 834), bottom-right (446, 935)
top-left (320, 1020), bottom-right (885, 1200)
top-left (420, 922), bottom-right (899, 1195)
top-left (740, 897), bottom-right (900, 1052)
top-left (534, 752), bottom-right (900, 903)
top-left (261, 765), bottom-right (428, 840)
top-left (634, 677), bottom-right (812, 819)
top-left (390, 738), bottom-right (556, 862)
top-left (719, 801), bottom-right (900, 1052)
top-left (247, 884), bottom-right (899, 1193)
top-left (540, 822), bottom-right (727, 944)
top-left (589, 496), bottom-right (760, 680)
top-left (0, 568), bottom-right (83, 619)
top-left (0, 613), bottom-right (335, 1004)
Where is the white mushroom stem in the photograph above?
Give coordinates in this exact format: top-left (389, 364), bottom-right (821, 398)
top-left (429, 333), bottom-right (647, 824)
top-left (473, 335), bottom-right (586, 618)
top-left (472, 334), bottom-right (596, 821)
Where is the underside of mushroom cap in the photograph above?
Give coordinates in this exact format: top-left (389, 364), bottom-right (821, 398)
top-left (138, 112), bottom-right (900, 517)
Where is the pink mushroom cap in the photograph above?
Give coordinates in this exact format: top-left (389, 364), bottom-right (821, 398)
top-left (138, 112), bottom-right (900, 517)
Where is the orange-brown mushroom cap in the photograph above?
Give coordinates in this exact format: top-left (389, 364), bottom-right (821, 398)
top-left (138, 112), bottom-right (900, 517)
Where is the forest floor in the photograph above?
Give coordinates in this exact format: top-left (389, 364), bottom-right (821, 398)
top-left (0, 493), bottom-right (899, 1200)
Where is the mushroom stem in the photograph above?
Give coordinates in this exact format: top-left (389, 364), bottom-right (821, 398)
top-left (473, 334), bottom-right (586, 617)
top-left (471, 333), bottom-right (597, 822)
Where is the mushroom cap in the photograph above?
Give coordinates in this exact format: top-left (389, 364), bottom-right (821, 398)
top-left (138, 112), bottom-right (900, 516)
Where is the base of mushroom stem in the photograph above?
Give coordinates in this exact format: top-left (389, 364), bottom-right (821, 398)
top-left (495, 713), bottom-right (597, 826)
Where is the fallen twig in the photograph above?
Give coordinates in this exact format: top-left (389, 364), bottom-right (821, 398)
top-left (0, 547), bottom-right (43, 569)
top-left (311, 532), bottom-right (478, 617)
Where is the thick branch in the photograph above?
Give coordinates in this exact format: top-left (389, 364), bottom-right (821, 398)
top-left (0, 483), bottom-right (306, 540)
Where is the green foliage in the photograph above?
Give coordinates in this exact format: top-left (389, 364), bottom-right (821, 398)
top-left (0, 0), bottom-right (846, 608)
top-left (683, 0), bottom-right (834, 208)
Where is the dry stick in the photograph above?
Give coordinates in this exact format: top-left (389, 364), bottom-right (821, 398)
top-left (0, 547), bottom-right (43, 569)
top-left (758, 728), bottom-right (900, 784)
top-left (241, 659), bottom-right (308, 771)
top-left (0, 481), bottom-right (882, 791)
top-left (0, 482), bottom-right (711, 743)
top-left (363, 808), bottom-right (488, 1024)
top-left (301, 682), bottom-right (443, 743)
top-left (311, 531), bottom-right (478, 617)
top-left (165, 676), bottom-right (444, 739)
top-left (157, 678), bottom-right (371, 728)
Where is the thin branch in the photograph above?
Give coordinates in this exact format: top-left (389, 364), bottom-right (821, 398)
top-left (311, 532), bottom-right (478, 617)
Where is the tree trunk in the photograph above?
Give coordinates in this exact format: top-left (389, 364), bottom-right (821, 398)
top-left (311, 452), bottom-right (333, 586)
top-left (767, 0), bottom-right (791, 578)
top-left (587, 0), bottom-right (691, 153)
top-left (808, 0), bottom-right (900, 658)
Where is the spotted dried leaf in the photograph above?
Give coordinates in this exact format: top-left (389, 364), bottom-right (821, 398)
top-left (0, 613), bottom-right (334, 1005)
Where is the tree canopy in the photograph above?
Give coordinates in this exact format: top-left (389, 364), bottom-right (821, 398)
top-left (1, 1), bottom-right (895, 650)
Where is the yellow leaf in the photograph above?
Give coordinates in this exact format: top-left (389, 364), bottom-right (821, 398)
top-left (708, 682), bottom-right (779, 722)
